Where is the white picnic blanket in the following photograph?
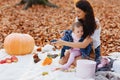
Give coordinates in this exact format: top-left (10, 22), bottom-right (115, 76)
top-left (0, 45), bottom-right (120, 80)
top-left (0, 47), bottom-right (94, 80)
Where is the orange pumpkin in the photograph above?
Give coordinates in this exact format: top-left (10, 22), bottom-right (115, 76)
top-left (4, 33), bottom-right (35, 55)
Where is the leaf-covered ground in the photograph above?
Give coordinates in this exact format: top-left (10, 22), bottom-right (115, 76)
top-left (0, 0), bottom-right (120, 55)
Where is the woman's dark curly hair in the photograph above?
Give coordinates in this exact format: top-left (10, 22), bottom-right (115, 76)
top-left (76, 0), bottom-right (97, 38)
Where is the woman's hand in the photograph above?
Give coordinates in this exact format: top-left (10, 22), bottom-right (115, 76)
top-left (51, 39), bottom-right (65, 46)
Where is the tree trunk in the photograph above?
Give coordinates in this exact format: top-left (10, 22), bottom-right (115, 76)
top-left (16, 0), bottom-right (58, 10)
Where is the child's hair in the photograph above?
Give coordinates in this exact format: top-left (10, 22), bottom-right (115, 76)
top-left (71, 22), bottom-right (83, 31)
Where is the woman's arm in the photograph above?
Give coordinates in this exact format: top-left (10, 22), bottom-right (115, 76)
top-left (54, 36), bottom-right (92, 48)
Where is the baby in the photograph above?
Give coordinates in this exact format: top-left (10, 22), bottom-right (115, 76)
top-left (55, 21), bottom-right (92, 70)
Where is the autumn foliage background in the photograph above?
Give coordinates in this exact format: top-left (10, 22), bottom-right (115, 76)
top-left (0, 0), bottom-right (120, 55)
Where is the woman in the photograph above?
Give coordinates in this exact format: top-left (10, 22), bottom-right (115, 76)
top-left (59, 21), bottom-right (92, 70)
top-left (54, 0), bottom-right (101, 64)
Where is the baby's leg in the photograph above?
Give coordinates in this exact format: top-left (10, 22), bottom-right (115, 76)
top-left (72, 56), bottom-right (82, 66)
top-left (59, 50), bottom-right (70, 65)
top-left (61, 50), bottom-right (80, 70)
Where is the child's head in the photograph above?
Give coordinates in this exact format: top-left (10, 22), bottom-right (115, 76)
top-left (71, 22), bottom-right (84, 38)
